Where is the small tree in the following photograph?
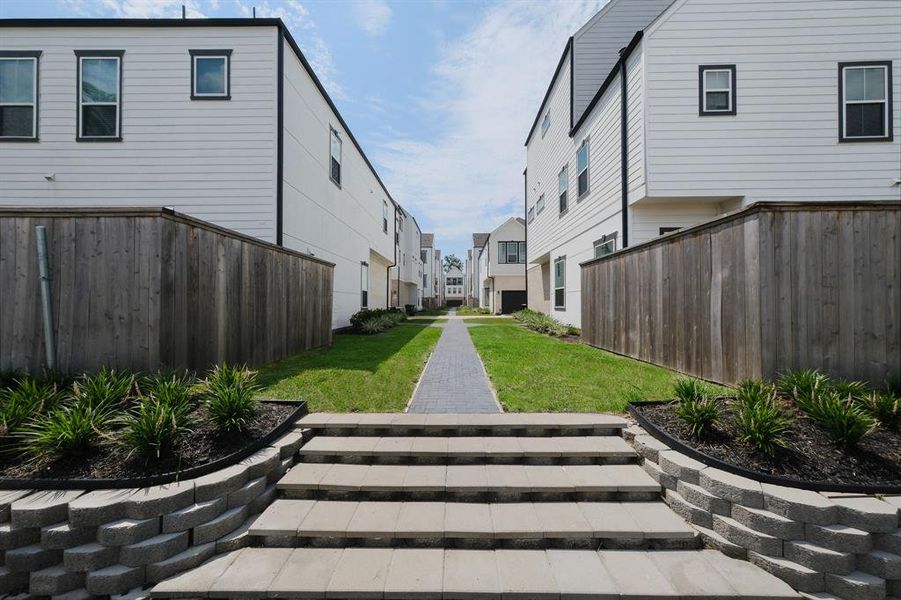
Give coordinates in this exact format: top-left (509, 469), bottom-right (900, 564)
top-left (443, 254), bottom-right (463, 272)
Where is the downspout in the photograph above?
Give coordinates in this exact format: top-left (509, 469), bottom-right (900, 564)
top-left (387, 202), bottom-right (396, 309)
top-left (619, 48), bottom-right (629, 248)
top-left (523, 168), bottom-right (528, 310)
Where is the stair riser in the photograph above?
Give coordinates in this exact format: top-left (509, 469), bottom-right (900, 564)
top-left (253, 535), bottom-right (701, 551)
top-left (303, 426), bottom-right (622, 437)
top-left (299, 455), bottom-right (636, 466)
top-left (280, 490), bottom-right (661, 503)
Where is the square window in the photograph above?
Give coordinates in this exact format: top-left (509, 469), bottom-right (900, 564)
top-left (840, 62), bottom-right (892, 142)
top-left (191, 51), bottom-right (231, 99)
top-left (699, 65), bottom-right (736, 116)
top-left (594, 236), bottom-right (615, 258)
top-left (76, 52), bottom-right (122, 140)
top-left (0, 53), bottom-right (39, 138)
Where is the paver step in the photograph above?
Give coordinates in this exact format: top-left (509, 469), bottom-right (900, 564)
top-left (296, 412), bottom-right (628, 436)
top-left (151, 547), bottom-right (800, 599)
top-left (278, 463), bottom-right (661, 501)
top-left (299, 435), bottom-right (637, 464)
top-left (249, 499), bottom-right (699, 548)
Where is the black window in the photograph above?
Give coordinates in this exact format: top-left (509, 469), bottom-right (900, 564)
top-left (360, 262), bottom-right (369, 309)
top-left (190, 49), bottom-right (231, 99)
top-left (576, 139), bottom-right (589, 197)
top-left (839, 61), bottom-right (893, 142)
top-left (558, 165), bottom-right (569, 214)
top-left (659, 227), bottom-right (681, 235)
top-left (76, 50), bottom-right (124, 141)
top-left (329, 127), bottom-right (342, 186)
top-left (699, 65), bottom-right (736, 116)
top-left (0, 51), bottom-right (40, 140)
top-left (554, 256), bottom-right (565, 309)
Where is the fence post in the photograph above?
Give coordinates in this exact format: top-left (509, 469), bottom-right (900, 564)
top-left (35, 225), bottom-right (57, 372)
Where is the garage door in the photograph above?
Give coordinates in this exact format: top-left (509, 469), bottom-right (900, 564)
top-left (446, 299), bottom-right (463, 307)
top-left (500, 290), bottom-right (527, 314)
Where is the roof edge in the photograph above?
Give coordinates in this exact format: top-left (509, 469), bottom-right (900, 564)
top-left (524, 37), bottom-right (572, 147)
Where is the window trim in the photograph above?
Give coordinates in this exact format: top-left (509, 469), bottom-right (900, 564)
top-left (553, 256), bottom-right (566, 310)
top-left (0, 50), bottom-right (40, 142)
top-left (329, 126), bottom-right (342, 187)
top-left (527, 206), bottom-right (535, 223)
top-left (541, 110), bottom-right (550, 137)
top-left (576, 138), bottom-right (590, 198)
top-left (189, 49), bottom-right (232, 100)
top-left (698, 64), bottom-right (736, 116)
top-left (659, 227), bottom-right (681, 236)
top-left (558, 164), bottom-right (569, 216)
top-left (593, 232), bottom-right (618, 258)
top-left (360, 261), bottom-right (369, 309)
top-left (382, 201), bottom-right (389, 234)
top-left (75, 50), bottom-right (124, 142)
top-left (536, 194), bottom-right (545, 215)
top-left (838, 61), bottom-right (893, 143)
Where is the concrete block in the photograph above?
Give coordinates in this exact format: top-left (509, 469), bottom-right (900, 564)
top-left (806, 523), bottom-right (873, 554)
top-left (110, 587), bottom-right (151, 600)
top-left (633, 435), bottom-right (669, 463)
top-left (732, 504), bottom-right (804, 539)
top-left (193, 505), bottom-right (248, 545)
top-left (151, 550), bottom-right (240, 598)
top-left (11, 490), bottom-right (84, 528)
top-left (749, 551), bottom-right (825, 594)
top-left (0, 565), bottom-right (29, 595)
top-left (384, 548), bottom-right (444, 599)
top-left (41, 522), bottom-right (96, 550)
top-left (227, 476), bottom-right (267, 509)
top-left (678, 480), bottom-right (731, 515)
top-left (98, 517), bottom-right (160, 547)
top-left (269, 457), bottom-right (294, 483)
top-left (666, 488), bottom-right (713, 528)
top-left (0, 522), bottom-right (40, 550)
top-left (120, 531), bottom-right (189, 567)
top-left (63, 542), bottom-right (118, 572)
top-left (762, 483), bottom-right (838, 525)
top-left (85, 564), bottom-right (144, 596)
top-left (51, 588), bottom-right (92, 600)
top-left (215, 517), bottom-right (255, 553)
top-left (858, 550), bottom-right (901, 580)
top-left (830, 496), bottom-right (899, 533)
top-left (194, 463), bottom-right (249, 503)
top-left (700, 467), bottom-right (763, 508)
top-left (240, 446), bottom-right (281, 480)
top-left (29, 565), bottom-right (85, 596)
top-left (4, 543), bottom-right (62, 572)
top-left (825, 571), bottom-right (886, 600)
top-left (161, 497), bottom-right (225, 533)
top-left (68, 489), bottom-right (136, 527)
top-left (876, 530), bottom-right (901, 554)
top-left (784, 540), bottom-right (855, 575)
top-left (694, 524), bottom-right (747, 560)
top-left (713, 514), bottom-right (782, 556)
top-left (145, 542), bottom-right (216, 583)
top-left (658, 450), bottom-right (705, 485)
top-left (272, 430), bottom-right (306, 459)
top-left (642, 459), bottom-right (677, 490)
top-left (0, 491), bottom-right (33, 523)
top-left (126, 482), bottom-right (194, 520)
top-left (249, 483), bottom-right (278, 515)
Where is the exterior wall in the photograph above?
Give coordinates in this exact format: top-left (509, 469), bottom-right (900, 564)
top-left (281, 41), bottom-right (395, 328)
top-left (631, 201), bottom-right (726, 246)
top-left (368, 252), bottom-right (390, 311)
top-left (421, 246), bottom-right (434, 304)
top-left (643, 0), bottom-right (901, 204)
top-left (527, 264), bottom-right (550, 314)
top-left (0, 25), bottom-right (279, 240)
top-left (445, 266), bottom-right (465, 304)
top-left (489, 275), bottom-right (527, 314)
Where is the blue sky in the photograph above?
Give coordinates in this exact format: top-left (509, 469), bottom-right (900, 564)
top-left (0, 0), bottom-right (604, 262)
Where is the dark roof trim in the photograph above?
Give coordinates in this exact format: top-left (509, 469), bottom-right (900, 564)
top-left (0, 17), bottom-right (402, 211)
top-left (524, 37), bottom-right (572, 146)
top-left (569, 30), bottom-right (643, 138)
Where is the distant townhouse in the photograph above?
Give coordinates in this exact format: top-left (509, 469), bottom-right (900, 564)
top-left (445, 266), bottom-right (465, 307)
top-left (434, 249), bottom-right (445, 307)
top-left (420, 233), bottom-right (444, 309)
top-left (525, 0), bottom-right (901, 327)
top-left (390, 207), bottom-right (423, 312)
top-left (0, 17), bottom-right (424, 329)
top-left (465, 233), bottom-right (489, 307)
top-left (476, 217), bottom-right (526, 314)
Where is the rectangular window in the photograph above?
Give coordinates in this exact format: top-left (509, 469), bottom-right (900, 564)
top-left (527, 206), bottom-right (535, 223)
top-left (699, 65), bottom-right (736, 116)
top-left (541, 110), bottom-right (550, 137)
top-left (190, 49), bottom-right (231, 99)
top-left (382, 201), bottom-right (389, 234)
top-left (518, 241), bottom-right (526, 264)
top-left (498, 241), bottom-right (507, 264)
top-left (593, 232), bottom-right (617, 258)
top-left (360, 262), bottom-right (369, 309)
top-left (421, 250), bottom-right (427, 262)
top-left (577, 139), bottom-right (589, 197)
top-left (554, 257), bottom-right (565, 309)
top-left (558, 165), bottom-right (569, 214)
top-left (483, 287), bottom-right (490, 305)
top-left (659, 227), bottom-right (681, 235)
top-left (0, 51), bottom-right (39, 140)
top-left (329, 127), bottom-right (342, 186)
top-left (76, 51), bottom-right (123, 141)
top-left (839, 61), bottom-right (892, 142)
top-left (536, 194), bottom-right (545, 214)
top-left (506, 241), bottom-right (519, 264)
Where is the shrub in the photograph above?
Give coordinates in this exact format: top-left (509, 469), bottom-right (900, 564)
top-left (512, 309), bottom-right (570, 337)
top-left (674, 397), bottom-right (720, 439)
top-left (858, 391), bottom-right (901, 431)
top-left (350, 308), bottom-right (405, 332)
top-left (830, 379), bottom-right (869, 402)
top-left (204, 364), bottom-right (259, 434)
top-left (119, 397), bottom-right (193, 460)
top-left (800, 389), bottom-right (875, 447)
top-left (0, 378), bottom-right (64, 442)
top-left (73, 366), bottom-right (134, 409)
top-left (23, 399), bottom-right (117, 458)
top-left (776, 368), bottom-right (829, 400)
top-left (360, 314), bottom-right (394, 334)
top-left (887, 374), bottom-right (901, 398)
top-left (673, 377), bottom-right (709, 404)
top-left (733, 380), bottom-right (792, 457)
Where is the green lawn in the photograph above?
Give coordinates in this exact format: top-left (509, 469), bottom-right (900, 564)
top-left (468, 322), bottom-right (731, 413)
top-left (255, 321), bottom-right (441, 412)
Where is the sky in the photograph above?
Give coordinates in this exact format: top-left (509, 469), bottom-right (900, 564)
top-left (0, 0), bottom-right (605, 262)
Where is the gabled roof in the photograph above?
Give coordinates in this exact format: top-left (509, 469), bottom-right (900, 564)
top-left (472, 233), bottom-right (490, 248)
top-left (515, 217), bottom-right (526, 226)
top-left (421, 233), bottom-right (434, 248)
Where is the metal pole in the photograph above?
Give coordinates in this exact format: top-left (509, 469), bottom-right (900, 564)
top-left (35, 225), bottom-right (57, 372)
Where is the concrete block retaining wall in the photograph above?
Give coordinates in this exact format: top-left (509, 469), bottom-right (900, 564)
top-left (632, 430), bottom-right (901, 600)
top-left (0, 429), bottom-right (307, 598)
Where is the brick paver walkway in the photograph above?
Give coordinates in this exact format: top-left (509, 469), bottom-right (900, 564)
top-left (407, 318), bottom-right (500, 413)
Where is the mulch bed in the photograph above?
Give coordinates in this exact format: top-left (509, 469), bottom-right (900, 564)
top-left (0, 403), bottom-right (295, 481)
top-left (636, 399), bottom-right (901, 487)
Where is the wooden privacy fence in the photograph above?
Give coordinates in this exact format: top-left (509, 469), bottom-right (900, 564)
top-left (0, 208), bottom-right (334, 373)
top-left (581, 202), bottom-right (900, 386)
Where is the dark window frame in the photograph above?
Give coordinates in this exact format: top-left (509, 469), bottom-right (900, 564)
top-left (593, 231), bottom-right (618, 258)
top-left (382, 201), bottom-right (389, 234)
top-left (659, 226), bottom-right (681, 235)
top-left (329, 125), bottom-right (342, 187)
top-left (189, 49), bottom-right (232, 100)
top-left (541, 110), bottom-right (550, 137)
top-left (536, 193), bottom-right (545, 215)
top-left (553, 255), bottom-right (566, 310)
top-left (75, 49), bottom-right (124, 142)
top-left (0, 50), bottom-right (41, 142)
top-left (576, 138), bottom-right (590, 198)
top-left (838, 60), bottom-right (893, 143)
top-left (558, 164), bottom-right (569, 216)
top-left (698, 64), bottom-right (736, 116)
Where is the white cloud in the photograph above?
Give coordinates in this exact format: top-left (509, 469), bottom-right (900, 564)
top-left (373, 0), bottom-right (604, 245)
top-left (351, 0), bottom-right (391, 36)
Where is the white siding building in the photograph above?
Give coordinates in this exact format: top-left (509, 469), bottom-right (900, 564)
top-left (420, 233), bottom-right (443, 309)
top-left (389, 206), bottom-right (422, 311)
top-left (0, 17), bottom-right (420, 329)
top-left (445, 266), bottom-right (465, 307)
top-left (525, 0), bottom-right (901, 328)
top-left (465, 232), bottom-right (489, 307)
top-left (476, 217), bottom-right (527, 314)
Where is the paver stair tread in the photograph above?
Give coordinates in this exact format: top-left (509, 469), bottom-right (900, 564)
top-left (150, 547), bottom-right (800, 598)
top-left (278, 462), bottom-right (660, 493)
top-left (299, 435), bottom-right (636, 458)
top-left (297, 412), bottom-right (628, 430)
top-left (249, 499), bottom-right (697, 540)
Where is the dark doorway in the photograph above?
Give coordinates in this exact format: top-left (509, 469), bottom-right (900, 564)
top-left (500, 290), bottom-right (527, 314)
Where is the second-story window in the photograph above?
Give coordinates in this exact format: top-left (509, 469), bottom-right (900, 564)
top-left (699, 65), bottom-right (736, 116)
top-left (76, 50), bottom-right (123, 141)
top-left (498, 242), bottom-right (525, 264)
top-left (839, 62), bottom-right (892, 142)
top-left (527, 206), bottom-right (535, 223)
top-left (593, 232), bottom-right (617, 258)
top-left (190, 50), bottom-right (231, 99)
top-left (0, 51), bottom-right (40, 140)
top-left (536, 194), bottom-right (545, 214)
top-left (541, 110), bottom-right (550, 137)
top-left (558, 165), bottom-right (569, 214)
top-left (382, 201), bottom-right (389, 233)
top-left (329, 127), bottom-right (342, 186)
top-left (577, 139), bottom-right (589, 197)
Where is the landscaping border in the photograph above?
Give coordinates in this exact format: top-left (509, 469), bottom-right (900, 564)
top-left (0, 400), bottom-right (307, 491)
top-left (629, 401), bottom-right (901, 495)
